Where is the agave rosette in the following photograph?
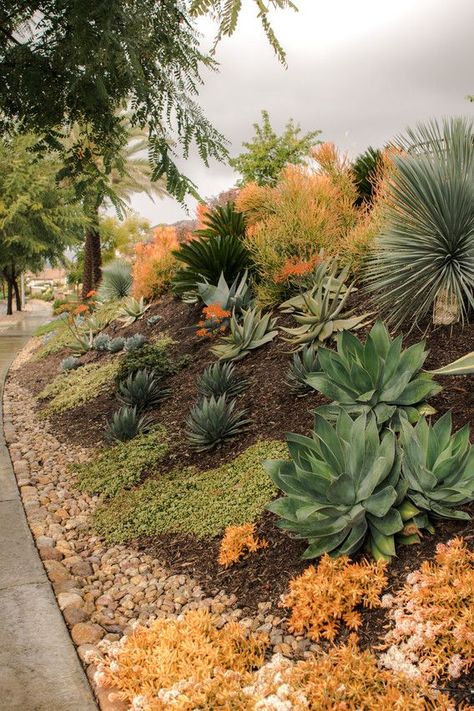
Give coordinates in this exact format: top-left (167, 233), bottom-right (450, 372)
top-left (307, 321), bottom-right (441, 428)
top-left (400, 412), bottom-right (474, 520)
top-left (211, 307), bottom-right (278, 361)
top-left (265, 411), bottom-right (407, 561)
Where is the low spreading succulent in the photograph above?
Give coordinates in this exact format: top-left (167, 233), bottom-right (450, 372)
top-left (118, 296), bottom-right (150, 327)
top-left (107, 336), bottom-right (125, 353)
top-left (185, 395), bottom-right (251, 451)
top-left (286, 343), bottom-right (321, 395)
top-left (147, 314), bottom-right (162, 326)
top-left (280, 263), bottom-right (368, 349)
top-left (124, 334), bottom-right (147, 352)
top-left (265, 411), bottom-right (408, 562)
top-left (211, 307), bottom-right (278, 361)
top-left (400, 413), bottom-right (474, 521)
top-left (59, 356), bottom-right (81, 372)
top-left (197, 361), bottom-right (247, 399)
top-left (92, 333), bottom-right (111, 351)
top-left (117, 369), bottom-right (169, 410)
top-left (105, 405), bottom-right (153, 442)
top-left (196, 271), bottom-right (253, 313)
top-left (307, 321), bottom-right (441, 428)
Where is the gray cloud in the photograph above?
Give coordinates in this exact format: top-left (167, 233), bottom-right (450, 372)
top-left (132, 0), bottom-right (474, 224)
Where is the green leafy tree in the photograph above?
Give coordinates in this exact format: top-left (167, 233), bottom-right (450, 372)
top-left (230, 111), bottom-right (321, 186)
top-left (0, 134), bottom-right (85, 314)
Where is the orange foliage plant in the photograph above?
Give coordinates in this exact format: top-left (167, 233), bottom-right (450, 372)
top-left (283, 554), bottom-right (387, 642)
top-left (132, 226), bottom-right (178, 300)
top-left (218, 523), bottom-right (268, 568)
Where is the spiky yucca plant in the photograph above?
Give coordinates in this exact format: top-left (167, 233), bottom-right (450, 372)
top-left (211, 307), bottom-right (278, 361)
top-left (286, 343), bottom-right (321, 395)
top-left (307, 321), bottom-right (441, 428)
top-left (105, 405), bottom-right (153, 442)
top-left (117, 369), bottom-right (169, 410)
top-left (185, 395), bottom-right (251, 451)
top-left (197, 361), bottom-right (247, 398)
top-left (98, 260), bottom-right (133, 301)
top-left (400, 413), bottom-right (474, 520)
top-left (172, 233), bottom-right (251, 296)
top-left (118, 296), bottom-right (150, 327)
top-left (265, 411), bottom-right (407, 561)
top-left (280, 266), bottom-right (368, 349)
top-left (366, 117), bottom-right (474, 328)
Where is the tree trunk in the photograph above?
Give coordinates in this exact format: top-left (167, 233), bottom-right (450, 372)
top-left (82, 229), bottom-right (94, 300)
top-left (5, 279), bottom-right (12, 316)
top-left (13, 277), bottom-right (21, 311)
top-left (91, 228), bottom-right (102, 288)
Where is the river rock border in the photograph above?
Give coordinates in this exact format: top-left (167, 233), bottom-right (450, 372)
top-left (5, 343), bottom-right (318, 710)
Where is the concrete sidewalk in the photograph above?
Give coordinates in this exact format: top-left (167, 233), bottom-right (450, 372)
top-left (0, 309), bottom-right (97, 710)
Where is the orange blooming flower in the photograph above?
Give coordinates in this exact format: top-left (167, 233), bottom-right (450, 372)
top-left (196, 328), bottom-right (210, 338)
top-left (203, 303), bottom-right (231, 320)
top-left (85, 289), bottom-right (97, 298)
top-left (74, 304), bottom-right (89, 315)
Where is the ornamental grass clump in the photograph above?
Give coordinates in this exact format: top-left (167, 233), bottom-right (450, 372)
top-left (266, 410), bottom-right (408, 562)
top-left (218, 523), bottom-right (268, 568)
top-left (307, 321), bottom-right (441, 428)
top-left (185, 395), bottom-right (251, 451)
top-left (366, 117), bottom-right (474, 328)
top-left (381, 537), bottom-right (474, 681)
top-left (283, 555), bottom-right (387, 642)
top-left (211, 307), bottom-right (278, 361)
top-left (400, 412), bottom-right (474, 521)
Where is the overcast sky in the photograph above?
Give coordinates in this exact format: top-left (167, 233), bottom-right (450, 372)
top-left (131, 0), bottom-right (474, 225)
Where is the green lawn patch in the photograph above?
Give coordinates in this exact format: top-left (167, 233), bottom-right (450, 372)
top-left (38, 360), bottom-right (121, 415)
top-left (75, 428), bottom-right (169, 498)
top-left (93, 440), bottom-right (287, 544)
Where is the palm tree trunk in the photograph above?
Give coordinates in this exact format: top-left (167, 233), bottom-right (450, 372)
top-left (82, 229), bottom-right (94, 300)
top-left (91, 228), bottom-right (102, 288)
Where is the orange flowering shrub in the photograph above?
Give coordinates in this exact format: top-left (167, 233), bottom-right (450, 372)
top-left (381, 537), bottom-right (474, 681)
top-left (94, 614), bottom-right (457, 710)
top-left (132, 226), bottom-right (178, 300)
top-left (283, 555), bottom-right (387, 642)
top-left (218, 523), bottom-right (268, 568)
top-left (235, 144), bottom-right (361, 305)
top-left (196, 303), bottom-right (231, 338)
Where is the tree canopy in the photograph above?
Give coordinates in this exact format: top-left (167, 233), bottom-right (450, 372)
top-left (230, 110), bottom-right (321, 186)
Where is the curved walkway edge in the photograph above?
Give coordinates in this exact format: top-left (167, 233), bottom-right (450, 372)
top-left (0, 310), bottom-right (97, 710)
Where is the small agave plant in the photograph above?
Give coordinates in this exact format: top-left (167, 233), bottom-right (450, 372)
top-left (185, 395), bottom-right (251, 451)
top-left (117, 369), bottom-right (169, 410)
top-left (59, 356), bottom-right (81, 372)
top-left (70, 330), bottom-right (94, 355)
top-left (265, 411), bottom-right (408, 562)
top-left (118, 297), bottom-right (150, 327)
top-left (400, 413), bottom-right (474, 521)
top-left (307, 321), bottom-right (441, 428)
top-left (280, 262), bottom-right (369, 349)
top-left (211, 307), bottom-right (278, 361)
top-left (196, 271), bottom-right (254, 313)
top-left (197, 361), bottom-right (248, 399)
top-left (286, 343), bottom-right (321, 395)
top-left (105, 405), bottom-right (153, 442)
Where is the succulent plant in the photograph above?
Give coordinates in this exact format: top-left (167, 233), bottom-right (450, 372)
top-left (97, 260), bottom-right (133, 301)
top-left (286, 343), bottom-right (321, 395)
top-left (280, 265), bottom-right (368, 349)
top-left (70, 330), bottom-right (94, 354)
top-left (117, 369), bottom-right (170, 410)
top-left (307, 321), bottom-right (441, 428)
top-left (124, 334), bottom-right (147, 352)
top-left (108, 337), bottom-right (125, 353)
top-left (197, 361), bottom-right (247, 399)
top-left (105, 405), bottom-right (153, 442)
top-left (279, 259), bottom-right (350, 312)
top-left (429, 352), bottom-right (474, 376)
top-left (265, 411), bottom-right (407, 562)
top-left (211, 307), bottom-right (278, 361)
top-left (118, 296), bottom-right (150, 327)
top-left (59, 356), bottom-right (81, 372)
top-left (147, 314), bottom-right (163, 326)
top-left (400, 413), bottom-right (474, 521)
top-left (92, 333), bottom-right (112, 351)
top-left (185, 395), bottom-right (251, 451)
top-left (196, 271), bottom-right (253, 313)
